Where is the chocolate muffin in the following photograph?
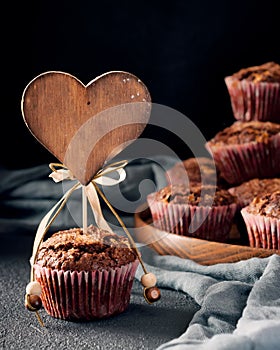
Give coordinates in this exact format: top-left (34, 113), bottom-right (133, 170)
top-left (228, 178), bottom-right (280, 208)
top-left (165, 157), bottom-right (227, 187)
top-left (205, 121), bottom-right (280, 185)
top-left (241, 191), bottom-right (280, 250)
top-left (147, 184), bottom-right (237, 242)
top-left (33, 225), bottom-right (139, 320)
top-left (224, 61), bottom-right (280, 122)
top-left (36, 225), bottom-right (137, 271)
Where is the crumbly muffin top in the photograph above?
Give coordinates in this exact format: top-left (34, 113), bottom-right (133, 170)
top-left (152, 184), bottom-right (237, 206)
top-left (231, 61), bottom-right (280, 83)
top-left (35, 225), bottom-right (137, 272)
top-left (246, 191), bottom-right (280, 218)
top-left (208, 121), bottom-right (280, 146)
top-left (229, 178), bottom-right (280, 207)
top-left (182, 157), bottom-right (216, 172)
top-left (166, 157), bottom-right (218, 185)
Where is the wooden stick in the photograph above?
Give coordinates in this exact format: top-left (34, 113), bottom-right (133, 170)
top-left (82, 186), bottom-right (87, 233)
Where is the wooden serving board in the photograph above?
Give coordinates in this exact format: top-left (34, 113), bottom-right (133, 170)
top-left (134, 205), bottom-right (280, 265)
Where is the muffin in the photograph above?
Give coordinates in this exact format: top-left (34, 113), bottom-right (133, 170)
top-left (225, 61), bottom-right (280, 122)
top-left (205, 120), bottom-right (280, 185)
top-left (228, 178), bottom-right (280, 208)
top-left (165, 157), bottom-right (227, 188)
top-left (147, 184), bottom-right (237, 242)
top-left (33, 225), bottom-right (139, 321)
top-left (241, 191), bottom-right (280, 250)
top-left (228, 178), bottom-right (280, 244)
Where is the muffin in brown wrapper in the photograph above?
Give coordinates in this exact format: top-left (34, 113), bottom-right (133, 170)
top-left (206, 121), bottom-right (280, 185)
top-left (147, 184), bottom-right (237, 242)
top-left (241, 191), bottom-right (280, 250)
top-left (34, 261), bottom-right (139, 320)
top-left (33, 225), bottom-right (139, 321)
top-left (225, 61), bottom-right (280, 122)
top-left (228, 178), bottom-right (280, 243)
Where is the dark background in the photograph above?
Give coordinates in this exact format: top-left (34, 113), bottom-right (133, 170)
top-left (2, 0), bottom-right (280, 169)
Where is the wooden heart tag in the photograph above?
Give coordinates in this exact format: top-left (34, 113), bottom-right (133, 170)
top-left (21, 71), bottom-right (151, 185)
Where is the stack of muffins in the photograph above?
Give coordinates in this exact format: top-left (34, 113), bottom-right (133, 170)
top-left (148, 62), bottom-right (280, 250)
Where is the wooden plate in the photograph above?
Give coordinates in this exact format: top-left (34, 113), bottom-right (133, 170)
top-left (134, 204), bottom-right (280, 265)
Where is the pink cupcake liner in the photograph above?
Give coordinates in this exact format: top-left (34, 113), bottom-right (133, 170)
top-left (33, 260), bottom-right (139, 321)
top-left (205, 133), bottom-right (280, 185)
top-left (225, 77), bottom-right (280, 122)
top-left (147, 193), bottom-right (237, 242)
top-left (241, 208), bottom-right (280, 250)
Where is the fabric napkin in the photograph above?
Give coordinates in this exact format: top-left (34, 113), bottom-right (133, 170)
top-left (135, 246), bottom-right (280, 350)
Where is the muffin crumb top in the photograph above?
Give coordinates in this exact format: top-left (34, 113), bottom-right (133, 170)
top-left (152, 184), bottom-right (237, 206)
top-left (246, 191), bottom-right (280, 218)
top-left (208, 121), bottom-right (280, 146)
top-left (229, 178), bottom-right (280, 207)
top-left (35, 225), bottom-right (137, 272)
top-left (230, 61), bottom-right (280, 83)
top-left (167, 157), bottom-right (218, 184)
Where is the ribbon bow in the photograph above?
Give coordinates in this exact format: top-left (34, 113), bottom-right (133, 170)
top-left (30, 160), bottom-right (129, 279)
top-left (26, 159), bottom-right (160, 327)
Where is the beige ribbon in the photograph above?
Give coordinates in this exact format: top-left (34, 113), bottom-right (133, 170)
top-left (30, 160), bottom-right (128, 281)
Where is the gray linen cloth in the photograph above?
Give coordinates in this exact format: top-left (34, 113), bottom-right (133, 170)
top-left (135, 247), bottom-right (280, 350)
top-left (1, 157), bottom-right (280, 349)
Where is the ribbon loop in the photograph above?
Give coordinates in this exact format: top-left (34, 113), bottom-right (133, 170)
top-left (31, 160), bottom-right (128, 270)
top-left (30, 160), bottom-right (129, 278)
top-left (94, 160), bottom-right (128, 181)
top-left (48, 163), bottom-right (75, 182)
top-left (93, 167), bottom-right (126, 186)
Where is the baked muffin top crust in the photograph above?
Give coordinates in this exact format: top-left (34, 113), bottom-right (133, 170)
top-left (246, 191), bottom-right (280, 218)
top-left (152, 184), bottom-right (237, 206)
top-left (229, 178), bottom-right (280, 207)
top-left (207, 121), bottom-right (280, 146)
top-left (166, 157), bottom-right (218, 184)
top-left (35, 225), bottom-right (137, 272)
top-left (230, 61), bottom-right (280, 83)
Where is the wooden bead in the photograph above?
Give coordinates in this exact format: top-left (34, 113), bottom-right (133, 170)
top-left (25, 294), bottom-right (42, 311)
top-left (144, 286), bottom-right (161, 303)
top-left (141, 273), bottom-right (157, 288)
top-left (26, 281), bottom-right (42, 296)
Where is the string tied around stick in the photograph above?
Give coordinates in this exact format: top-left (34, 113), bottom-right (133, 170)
top-left (25, 160), bottom-right (161, 326)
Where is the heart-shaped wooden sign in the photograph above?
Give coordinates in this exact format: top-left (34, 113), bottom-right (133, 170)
top-left (21, 71), bottom-right (151, 185)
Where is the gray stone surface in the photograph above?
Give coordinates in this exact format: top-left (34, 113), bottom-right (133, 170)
top-left (0, 236), bottom-right (199, 350)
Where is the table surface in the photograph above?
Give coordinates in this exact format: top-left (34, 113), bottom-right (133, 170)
top-left (0, 234), bottom-right (199, 350)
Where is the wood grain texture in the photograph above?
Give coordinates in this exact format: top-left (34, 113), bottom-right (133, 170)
top-left (134, 205), bottom-right (280, 265)
top-left (21, 71), bottom-right (151, 185)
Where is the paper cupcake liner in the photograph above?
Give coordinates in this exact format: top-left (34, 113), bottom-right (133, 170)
top-left (241, 208), bottom-right (280, 250)
top-left (147, 193), bottom-right (237, 242)
top-left (33, 260), bottom-right (139, 321)
top-left (205, 133), bottom-right (280, 185)
top-left (225, 77), bottom-right (280, 122)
